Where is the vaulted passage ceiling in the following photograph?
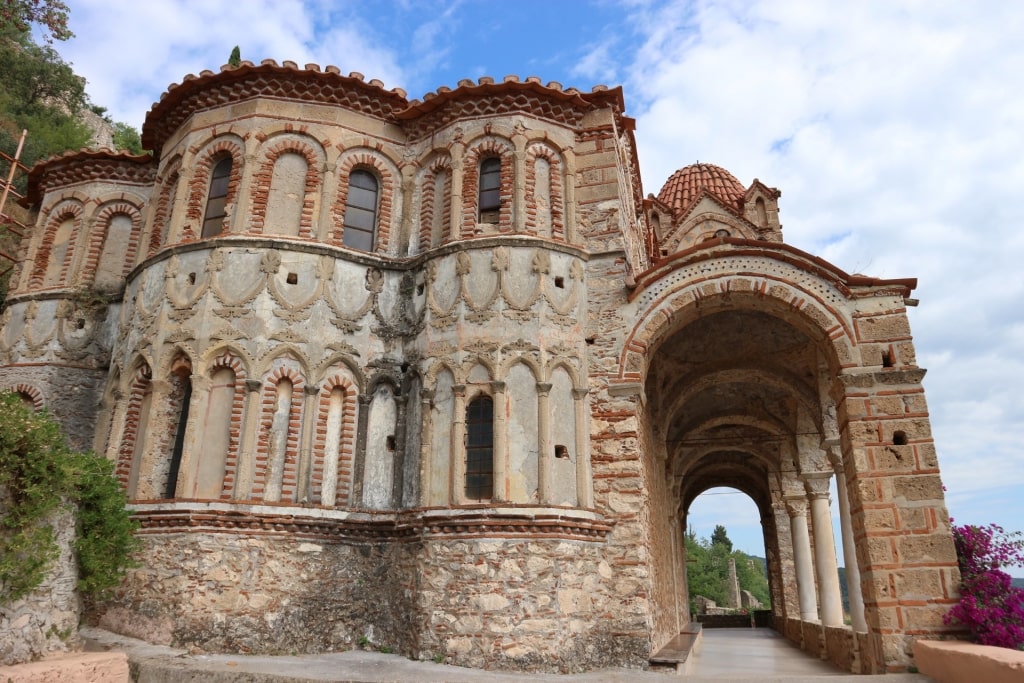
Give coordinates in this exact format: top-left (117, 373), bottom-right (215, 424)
top-left (645, 309), bottom-right (825, 517)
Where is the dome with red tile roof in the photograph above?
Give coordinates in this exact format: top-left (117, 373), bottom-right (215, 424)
top-left (657, 163), bottom-right (746, 216)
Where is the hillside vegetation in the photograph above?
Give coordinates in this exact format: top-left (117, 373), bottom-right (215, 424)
top-left (685, 524), bottom-right (771, 611)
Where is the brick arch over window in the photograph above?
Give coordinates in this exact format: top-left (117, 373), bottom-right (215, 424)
top-left (9, 383), bottom-right (43, 411)
top-left (30, 204), bottom-right (83, 289)
top-left (313, 372), bottom-right (359, 507)
top-left (83, 202), bottom-right (144, 287)
top-left (184, 142), bottom-right (244, 241)
top-left (113, 363), bottom-right (152, 492)
top-left (148, 162), bottom-right (181, 256)
top-left (524, 143), bottom-right (565, 240)
top-left (331, 152), bottom-right (396, 253)
top-left (249, 139), bottom-right (323, 238)
top-left (419, 156), bottom-right (452, 250)
top-left (462, 139), bottom-right (513, 236)
top-left (195, 350), bottom-right (248, 500)
top-left (252, 365), bottom-right (306, 503)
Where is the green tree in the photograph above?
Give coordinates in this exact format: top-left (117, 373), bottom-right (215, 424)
top-left (228, 45), bottom-right (241, 68)
top-left (0, 27), bottom-right (90, 173)
top-left (732, 551), bottom-right (771, 606)
top-left (111, 121), bottom-right (143, 155)
top-left (0, 393), bottom-right (139, 603)
top-left (711, 524), bottom-right (733, 552)
top-left (685, 525), bottom-right (772, 611)
top-left (0, 0), bottom-right (72, 43)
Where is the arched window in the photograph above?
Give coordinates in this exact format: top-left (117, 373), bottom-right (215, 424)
top-left (465, 395), bottom-right (494, 500)
top-left (343, 170), bottom-right (378, 251)
top-left (478, 157), bottom-right (501, 223)
top-left (202, 157), bottom-right (232, 238)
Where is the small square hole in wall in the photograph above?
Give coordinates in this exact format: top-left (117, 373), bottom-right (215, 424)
top-left (417, 283), bottom-right (425, 296)
top-left (286, 272), bottom-right (298, 285)
top-left (76, 318), bottom-right (85, 330)
top-left (187, 272), bottom-right (196, 285)
top-left (555, 444), bottom-right (569, 459)
top-left (554, 276), bottom-right (565, 289)
top-left (386, 435), bottom-right (396, 451)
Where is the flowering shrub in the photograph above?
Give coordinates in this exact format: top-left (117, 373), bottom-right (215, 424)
top-left (944, 522), bottom-right (1024, 649)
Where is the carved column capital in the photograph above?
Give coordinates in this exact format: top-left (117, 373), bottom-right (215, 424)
top-left (535, 382), bottom-right (552, 396)
top-left (304, 384), bottom-right (320, 396)
top-left (804, 474), bottom-right (832, 500)
top-left (244, 379), bottom-right (263, 393)
top-left (784, 496), bottom-right (808, 518)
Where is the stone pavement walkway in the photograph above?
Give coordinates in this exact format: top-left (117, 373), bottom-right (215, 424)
top-left (82, 625), bottom-right (935, 682)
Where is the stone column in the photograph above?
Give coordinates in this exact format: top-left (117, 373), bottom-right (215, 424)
top-left (512, 130), bottom-right (527, 233)
top-left (829, 451), bottom-right (867, 632)
top-left (448, 145), bottom-right (465, 242)
top-left (490, 381), bottom-right (507, 502)
top-left (172, 372), bottom-right (208, 498)
top-left (536, 381), bottom-right (552, 503)
top-left (295, 384), bottom-right (320, 503)
top-left (234, 378), bottom-right (264, 499)
top-left (787, 496), bottom-right (819, 621)
top-left (390, 392), bottom-right (408, 506)
top-left (573, 387), bottom-right (592, 507)
top-left (352, 393), bottom-right (372, 506)
top-left (419, 388), bottom-right (435, 506)
top-left (806, 475), bottom-right (844, 627)
top-left (451, 384), bottom-right (467, 504)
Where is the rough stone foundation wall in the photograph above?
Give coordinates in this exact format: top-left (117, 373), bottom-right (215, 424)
top-left (96, 530), bottom-right (419, 655)
top-left (0, 506), bottom-right (80, 666)
top-left (416, 537), bottom-right (646, 672)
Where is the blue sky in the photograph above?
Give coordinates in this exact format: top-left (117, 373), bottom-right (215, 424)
top-left (55, 0), bottom-right (1024, 573)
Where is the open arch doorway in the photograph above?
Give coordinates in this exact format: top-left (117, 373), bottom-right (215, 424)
top-left (638, 301), bottom-right (873, 661)
top-left (684, 487), bottom-right (771, 619)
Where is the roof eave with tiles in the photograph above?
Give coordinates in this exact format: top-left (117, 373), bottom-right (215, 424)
top-left (140, 60), bottom-right (630, 154)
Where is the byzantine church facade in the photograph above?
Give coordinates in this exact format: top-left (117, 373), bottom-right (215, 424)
top-left (0, 60), bottom-right (958, 673)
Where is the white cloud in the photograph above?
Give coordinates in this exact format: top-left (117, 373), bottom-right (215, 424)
top-left (624, 0), bottom-right (1024, 536)
top-left (62, 0), bottom-right (405, 128)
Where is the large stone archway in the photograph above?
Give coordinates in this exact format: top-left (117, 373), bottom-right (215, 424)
top-left (616, 241), bottom-right (959, 673)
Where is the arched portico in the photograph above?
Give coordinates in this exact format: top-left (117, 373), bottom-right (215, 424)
top-left (622, 241), bottom-right (958, 673)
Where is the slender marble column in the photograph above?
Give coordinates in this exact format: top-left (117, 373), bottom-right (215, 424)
top-left (572, 387), bottom-right (592, 507)
top-left (829, 453), bottom-right (867, 631)
top-left (490, 381), bottom-right (508, 502)
top-left (787, 497), bottom-right (819, 621)
top-left (451, 384), bottom-right (467, 504)
top-left (806, 475), bottom-right (844, 627)
top-left (536, 382), bottom-right (552, 503)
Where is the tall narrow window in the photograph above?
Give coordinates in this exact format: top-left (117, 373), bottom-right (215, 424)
top-left (202, 157), bottom-right (232, 238)
top-left (343, 170), bottom-right (378, 251)
top-left (478, 157), bottom-right (501, 223)
top-left (164, 375), bottom-right (192, 499)
top-left (465, 395), bottom-right (494, 500)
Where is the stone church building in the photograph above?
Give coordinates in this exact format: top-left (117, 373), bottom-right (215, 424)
top-left (0, 61), bottom-right (958, 673)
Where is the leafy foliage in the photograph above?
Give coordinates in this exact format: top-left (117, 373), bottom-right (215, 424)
top-left (111, 121), bottom-right (142, 155)
top-left (0, 392), bottom-right (139, 603)
top-left (0, 26), bottom-right (91, 180)
top-left (711, 524), bottom-right (733, 552)
top-left (229, 45), bottom-right (241, 68)
top-left (685, 525), bottom-right (770, 611)
top-left (944, 522), bottom-right (1024, 649)
top-left (0, 0), bottom-right (72, 43)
